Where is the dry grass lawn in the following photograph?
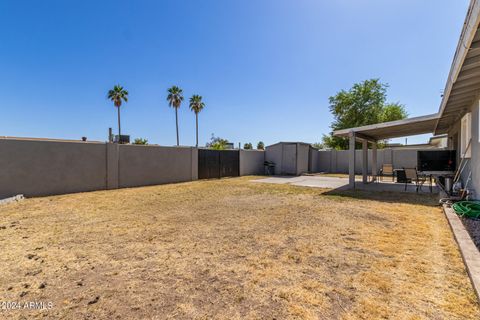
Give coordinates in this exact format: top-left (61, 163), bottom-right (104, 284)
top-left (0, 177), bottom-right (478, 319)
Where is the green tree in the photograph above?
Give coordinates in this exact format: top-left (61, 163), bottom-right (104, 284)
top-left (206, 134), bottom-right (229, 150)
top-left (167, 85), bottom-right (184, 146)
top-left (322, 79), bottom-right (408, 150)
top-left (311, 142), bottom-right (324, 149)
top-left (133, 138), bottom-right (148, 145)
top-left (257, 141), bottom-right (265, 150)
top-left (189, 95), bottom-right (205, 147)
top-left (107, 85), bottom-right (129, 138)
top-left (244, 142), bottom-right (253, 149)
top-left (382, 103), bottom-right (407, 121)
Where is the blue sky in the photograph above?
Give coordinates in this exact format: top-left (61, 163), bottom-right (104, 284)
top-left (0, 0), bottom-right (471, 146)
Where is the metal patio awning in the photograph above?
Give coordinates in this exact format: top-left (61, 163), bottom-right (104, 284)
top-left (333, 113), bottom-right (439, 141)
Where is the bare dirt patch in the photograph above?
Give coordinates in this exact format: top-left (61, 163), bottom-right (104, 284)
top-left (0, 177), bottom-right (478, 319)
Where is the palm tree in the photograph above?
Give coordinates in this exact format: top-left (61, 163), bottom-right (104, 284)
top-left (107, 85), bottom-right (129, 139)
top-left (189, 95), bottom-right (205, 147)
top-left (167, 86), bottom-right (184, 146)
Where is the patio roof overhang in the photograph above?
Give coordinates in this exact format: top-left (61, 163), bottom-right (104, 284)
top-left (333, 113), bottom-right (439, 142)
top-left (435, 0), bottom-right (480, 134)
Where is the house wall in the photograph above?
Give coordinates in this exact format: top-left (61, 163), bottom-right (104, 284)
top-left (449, 100), bottom-right (480, 198)
top-left (469, 101), bottom-right (480, 198)
top-left (239, 150), bottom-right (265, 175)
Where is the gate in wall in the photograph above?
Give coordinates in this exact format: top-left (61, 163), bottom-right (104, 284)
top-left (198, 149), bottom-right (240, 179)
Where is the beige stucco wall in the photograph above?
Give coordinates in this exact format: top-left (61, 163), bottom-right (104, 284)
top-left (392, 149), bottom-right (418, 169)
top-left (309, 148), bottom-right (320, 172)
top-left (0, 138), bottom-right (199, 199)
top-left (118, 145), bottom-right (198, 188)
top-left (0, 139), bottom-right (108, 198)
top-left (317, 150), bottom-right (332, 172)
top-left (239, 150), bottom-right (265, 175)
top-left (316, 148), bottom-right (425, 174)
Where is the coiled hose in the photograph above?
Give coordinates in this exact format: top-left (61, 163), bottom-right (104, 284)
top-left (452, 201), bottom-right (480, 218)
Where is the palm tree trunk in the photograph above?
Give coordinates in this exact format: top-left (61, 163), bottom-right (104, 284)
top-left (175, 107), bottom-right (179, 146)
top-left (195, 113), bottom-right (198, 147)
top-left (117, 106), bottom-right (121, 139)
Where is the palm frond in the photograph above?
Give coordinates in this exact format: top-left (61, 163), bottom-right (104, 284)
top-left (107, 84), bottom-right (128, 108)
top-left (167, 85), bottom-right (184, 109)
top-left (189, 94), bottom-right (205, 114)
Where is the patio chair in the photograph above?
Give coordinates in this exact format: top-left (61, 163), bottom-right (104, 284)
top-left (378, 164), bottom-right (394, 182)
top-left (403, 167), bottom-right (427, 192)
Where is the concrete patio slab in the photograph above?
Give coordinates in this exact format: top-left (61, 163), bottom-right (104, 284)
top-left (253, 175), bottom-right (438, 193)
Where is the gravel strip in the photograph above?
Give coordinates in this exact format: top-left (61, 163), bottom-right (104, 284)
top-left (461, 216), bottom-right (480, 251)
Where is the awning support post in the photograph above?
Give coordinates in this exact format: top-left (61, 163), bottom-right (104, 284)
top-left (372, 142), bottom-right (377, 182)
top-left (362, 140), bottom-right (368, 184)
top-left (349, 132), bottom-right (356, 189)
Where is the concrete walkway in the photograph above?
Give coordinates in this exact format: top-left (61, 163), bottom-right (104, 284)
top-left (253, 175), bottom-right (438, 193)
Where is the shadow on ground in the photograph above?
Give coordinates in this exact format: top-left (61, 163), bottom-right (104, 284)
top-left (321, 187), bottom-right (439, 206)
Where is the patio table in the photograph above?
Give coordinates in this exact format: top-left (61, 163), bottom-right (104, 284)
top-left (418, 171), bottom-right (455, 193)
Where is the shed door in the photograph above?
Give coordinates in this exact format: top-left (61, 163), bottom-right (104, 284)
top-left (282, 144), bottom-right (297, 175)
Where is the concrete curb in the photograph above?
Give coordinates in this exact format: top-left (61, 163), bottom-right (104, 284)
top-left (0, 194), bottom-right (24, 205)
top-left (442, 204), bottom-right (480, 302)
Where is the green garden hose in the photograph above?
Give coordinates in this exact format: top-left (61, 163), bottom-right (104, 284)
top-left (452, 201), bottom-right (480, 219)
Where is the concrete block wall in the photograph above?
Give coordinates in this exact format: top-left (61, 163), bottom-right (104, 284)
top-left (0, 137), bottom-right (270, 199)
top-left (0, 139), bottom-right (109, 198)
top-left (118, 145), bottom-right (198, 188)
top-left (106, 143), bottom-right (120, 189)
top-left (392, 149), bottom-right (417, 169)
top-left (318, 151), bottom-right (332, 172)
top-left (0, 138), bottom-right (199, 199)
top-left (309, 148), bottom-right (320, 172)
top-left (316, 148), bottom-right (428, 174)
top-left (240, 150), bottom-right (265, 175)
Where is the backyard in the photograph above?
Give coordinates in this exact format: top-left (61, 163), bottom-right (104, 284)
top-left (0, 177), bottom-right (478, 319)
